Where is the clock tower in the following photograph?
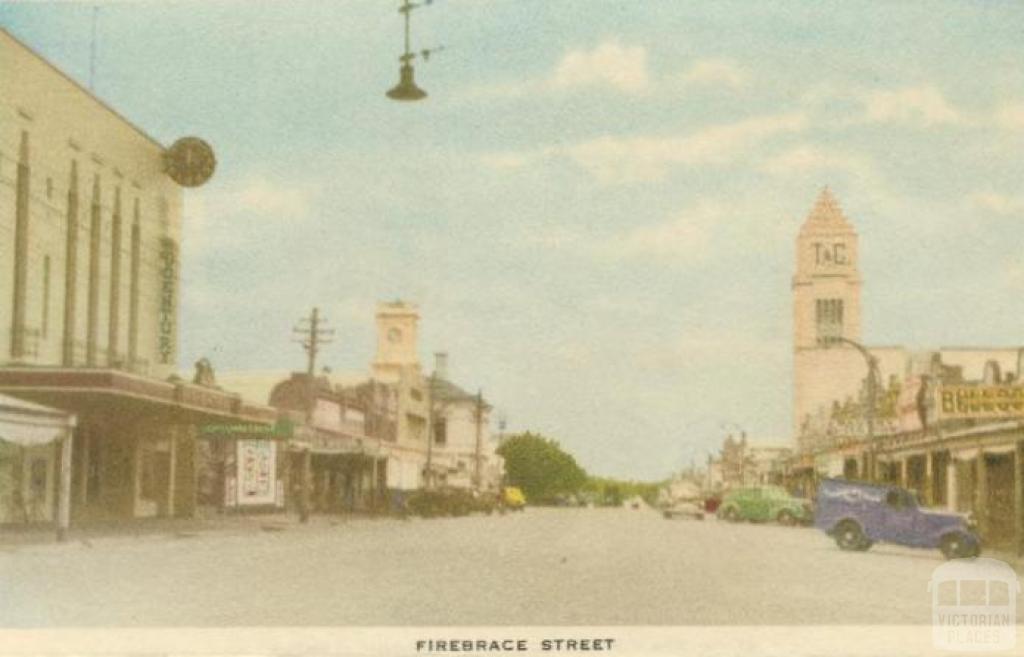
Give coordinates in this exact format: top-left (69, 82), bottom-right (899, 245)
top-left (792, 188), bottom-right (865, 441)
top-left (793, 187), bottom-right (862, 349)
top-left (372, 300), bottom-right (421, 383)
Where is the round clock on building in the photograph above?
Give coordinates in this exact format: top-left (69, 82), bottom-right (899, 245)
top-left (163, 137), bottom-right (216, 187)
top-left (387, 327), bottom-right (403, 344)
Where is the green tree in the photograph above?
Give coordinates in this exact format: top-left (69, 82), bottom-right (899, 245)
top-left (496, 432), bottom-right (588, 503)
top-left (583, 476), bottom-right (662, 506)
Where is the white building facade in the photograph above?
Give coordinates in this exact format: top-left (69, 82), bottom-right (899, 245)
top-left (428, 354), bottom-right (504, 492)
top-left (1, 28), bottom-right (183, 375)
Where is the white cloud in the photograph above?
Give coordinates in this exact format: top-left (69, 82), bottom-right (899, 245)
top-left (463, 48), bottom-right (750, 102)
top-left (233, 179), bottom-right (313, 217)
top-left (863, 86), bottom-right (963, 127)
top-left (761, 145), bottom-right (873, 178)
top-left (526, 197), bottom-right (787, 264)
top-left (599, 205), bottom-right (714, 260)
top-left (564, 113), bottom-right (807, 183)
top-left (800, 84), bottom-right (968, 129)
top-left (970, 191), bottom-right (1024, 216)
top-left (463, 41), bottom-right (650, 99)
top-left (550, 40), bottom-right (650, 94)
top-left (679, 59), bottom-right (748, 89)
top-left (628, 328), bottom-right (788, 375)
top-left (185, 177), bottom-right (316, 253)
top-left (995, 103), bottom-right (1024, 130)
top-left (480, 113), bottom-right (809, 183)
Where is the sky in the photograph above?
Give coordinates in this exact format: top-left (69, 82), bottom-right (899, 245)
top-left (3, 1), bottom-right (1023, 480)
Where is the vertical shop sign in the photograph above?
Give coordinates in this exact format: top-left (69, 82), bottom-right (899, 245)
top-left (157, 237), bottom-right (177, 365)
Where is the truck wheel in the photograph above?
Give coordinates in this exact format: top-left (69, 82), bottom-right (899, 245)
top-left (835, 521), bottom-right (868, 551)
top-left (940, 533), bottom-right (975, 560)
top-left (777, 510), bottom-right (795, 526)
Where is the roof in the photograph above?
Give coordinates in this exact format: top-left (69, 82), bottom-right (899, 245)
top-left (799, 187), bottom-right (855, 235)
top-left (216, 369), bottom-right (369, 406)
top-left (1, 26), bottom-right (165, 150)
top-left (430, 377), bottom-right (491, 408)
top-left (268, 373), bottom-right (336, 412)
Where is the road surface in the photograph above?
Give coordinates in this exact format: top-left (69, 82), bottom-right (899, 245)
top-left (0, 506), bottom-right (1013, 626)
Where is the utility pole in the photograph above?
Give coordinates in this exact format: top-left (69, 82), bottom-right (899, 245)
top-left (291, 307), bottom-right (334, 524)
top-left (293, 307), bottom-right (334, 377)
top-left (473, 389), bottom-right (483, 490)
top-left (425, 370), bottom-right (435, 490)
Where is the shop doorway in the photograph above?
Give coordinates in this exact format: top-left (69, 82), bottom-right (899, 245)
top-left (985, 452), bottom-right (1014, 546)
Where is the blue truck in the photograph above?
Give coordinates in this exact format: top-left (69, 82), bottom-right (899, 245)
top-left (815, 478), bottom-right (980, 559)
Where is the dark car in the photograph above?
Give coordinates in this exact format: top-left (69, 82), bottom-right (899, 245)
top-left (815, 478), bottom-right (980, 559)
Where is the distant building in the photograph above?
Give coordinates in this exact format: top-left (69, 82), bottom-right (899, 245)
top-left (269, 373), bottom-right (385, 513)
top-left (218, 301), bottom-right (506, 499)
top-left (427, 353), bottom-right (504, 492)
top-left (365, 300), bottom-right (429, 491)
top-left (708, 434), bottom-right (791, 489)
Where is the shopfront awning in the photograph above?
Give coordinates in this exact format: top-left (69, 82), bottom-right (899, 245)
top-left (0, 393), bottom-right (75, 446)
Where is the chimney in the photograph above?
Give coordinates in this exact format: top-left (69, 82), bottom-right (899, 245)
top-left (434, 352), bottom-right (448, 380)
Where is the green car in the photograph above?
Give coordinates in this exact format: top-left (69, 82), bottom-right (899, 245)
top-left (716, 486), bottom-right (812, 525)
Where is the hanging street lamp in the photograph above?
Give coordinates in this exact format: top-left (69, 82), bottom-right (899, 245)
top-left (386, 0), bottom-right (443, 102)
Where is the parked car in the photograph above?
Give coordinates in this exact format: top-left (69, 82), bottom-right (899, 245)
top-left (406, 488), bottom-right (494, 517)
top-left (500, 486), bottom-right (527, 511)
top-left (814, 478), bottom-right (980, 559)
top-left (716, 485), bottom-right (812, 525)
top-left (662, 499), bottom-right (705, 521)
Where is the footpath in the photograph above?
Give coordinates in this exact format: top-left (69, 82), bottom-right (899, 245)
top-left (0, 511), bottom-right (395, 551)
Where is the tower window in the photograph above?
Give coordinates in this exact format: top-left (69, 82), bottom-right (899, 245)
top-left (816, 298), bottom-right (844, 343)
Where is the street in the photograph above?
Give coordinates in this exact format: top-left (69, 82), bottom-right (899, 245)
top-left (2, 507), bottom-right (1010, 627)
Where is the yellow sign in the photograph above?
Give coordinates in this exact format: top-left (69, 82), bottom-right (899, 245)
top-left (939, 386), bottom-right (1024, 419)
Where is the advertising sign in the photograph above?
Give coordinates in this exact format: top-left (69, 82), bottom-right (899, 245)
top-left (938, 385), bottom-right (1024, 420)
top-left (236, 440), bottom-right (277, 506)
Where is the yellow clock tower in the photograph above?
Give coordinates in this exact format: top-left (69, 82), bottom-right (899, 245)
top-left (372, 300), bottom-right (421, 383)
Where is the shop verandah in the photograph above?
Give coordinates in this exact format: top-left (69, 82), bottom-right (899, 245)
top-left (801, 421), bottom-right (1024, 554)
top-left (0, 368), bottom-right (283, 530)
top-left (287, 426), bottom-right (387, 519)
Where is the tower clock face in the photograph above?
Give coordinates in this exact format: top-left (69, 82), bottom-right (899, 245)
top-left (387, 327), bottom-right (403, 344)
top-left (164, 137), bottom-right (216, 187)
